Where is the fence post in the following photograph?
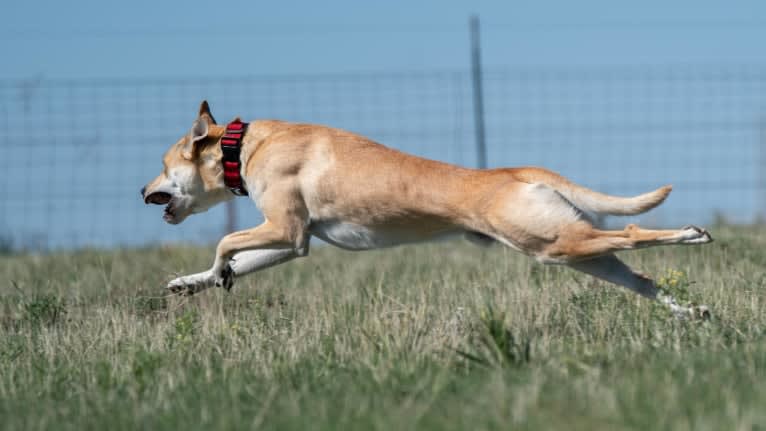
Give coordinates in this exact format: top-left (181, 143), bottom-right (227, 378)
top-left (469, 14), bottom-right (487, 169)
top-left (225, 200), bottom-right (236, 234)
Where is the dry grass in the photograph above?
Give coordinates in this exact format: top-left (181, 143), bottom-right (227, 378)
top-left (1, 225), bottom-right (766, 430)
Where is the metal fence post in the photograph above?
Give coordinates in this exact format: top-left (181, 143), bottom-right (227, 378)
top-left (225, 200), bottom-right (237, 234)
top-left (469, 14), bottom-right (488, 169)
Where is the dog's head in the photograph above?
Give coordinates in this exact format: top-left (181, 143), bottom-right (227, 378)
top-left (142, 101), bottom-right (231, 224)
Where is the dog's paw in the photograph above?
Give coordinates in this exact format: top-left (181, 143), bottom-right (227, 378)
top-left (167, 271), bottom-right (215, 296)
top-left (674, 304), bottom-right (712, 321)
top-left (679, 225), bottom-right (713, 244)
top-left (213, 263), bottom-right (235, 291)
top-left (691, 304), bottom-right (712, 320)
top-left (660, 294), bottom-right (711, 320)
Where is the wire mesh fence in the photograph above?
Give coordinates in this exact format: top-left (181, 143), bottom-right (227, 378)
top-left (1, 65), bottom-right (765, 250)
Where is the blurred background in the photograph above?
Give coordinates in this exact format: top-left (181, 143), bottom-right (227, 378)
top-left (2, 1), bottom-right (765, 250)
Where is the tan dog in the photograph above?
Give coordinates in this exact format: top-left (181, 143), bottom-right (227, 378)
top-left (142, 101), bottom-right (713, 317)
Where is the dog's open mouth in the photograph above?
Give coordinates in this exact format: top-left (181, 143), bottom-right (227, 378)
top-left (144, 192), bottom-right (177, 222)
top-left (163, 201), bottom-right (176, 222)
top-left (145, 192), bottom-right (172, 205)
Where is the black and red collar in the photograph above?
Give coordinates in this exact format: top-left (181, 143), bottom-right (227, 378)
top-left (220, 119), bottom-right (249, 196)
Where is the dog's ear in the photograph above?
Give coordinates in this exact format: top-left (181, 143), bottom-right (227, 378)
top-left (181, 101), bottom-right (221, 159)
top-left (191, 118), bottom-right (209, 142)
top-left (198, 100), bottom-right (217, 125)
top-left (181, 119), bottom-right (210, 159)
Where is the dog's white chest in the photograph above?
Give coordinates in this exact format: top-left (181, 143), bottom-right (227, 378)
top-left (309, 221), bottom-right (409, 250)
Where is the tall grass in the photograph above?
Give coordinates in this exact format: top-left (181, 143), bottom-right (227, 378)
top-left (1, 226), bottom-right (765, 430)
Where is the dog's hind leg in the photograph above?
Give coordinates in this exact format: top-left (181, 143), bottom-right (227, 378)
top-left (464, 231), bottom-right (497, 247)
top-left (568, 254), bottom-right (709, 318)
top-left (567, 254), bottom-right (658, 298)
top-left (543, 223), bottom-right (713, 263)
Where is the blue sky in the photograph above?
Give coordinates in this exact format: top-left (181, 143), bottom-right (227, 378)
top-left (2, 1), bottom-right (766, 79)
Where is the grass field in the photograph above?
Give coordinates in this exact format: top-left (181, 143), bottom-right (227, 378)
top-left (1, 225), bottom-right (765, 430)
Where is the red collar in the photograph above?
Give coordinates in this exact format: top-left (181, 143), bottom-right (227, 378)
top-left (220, 119), bottom-right (249, 196)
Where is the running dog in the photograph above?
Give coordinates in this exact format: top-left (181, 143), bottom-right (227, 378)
top-left (142, 101), bottom-right (713, 317)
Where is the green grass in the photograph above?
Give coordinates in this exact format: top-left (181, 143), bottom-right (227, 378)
top-left (1, 225), bottom-right (766, 430)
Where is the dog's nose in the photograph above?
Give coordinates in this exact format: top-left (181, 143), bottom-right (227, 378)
top-left (140, 186), bottom-right (146, 198)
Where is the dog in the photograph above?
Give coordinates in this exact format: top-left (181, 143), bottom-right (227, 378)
top-left (142, 101), bottom-right (713, 318)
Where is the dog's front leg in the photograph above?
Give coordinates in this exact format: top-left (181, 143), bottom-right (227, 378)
top-left (210, 220), bottom-right (304, 290)
top-left (230, 248), bottom-right (304, 276)
top-left (166, 248), bottom-right (300, 296)
top-left (167, 221), bottom-right (301, 295)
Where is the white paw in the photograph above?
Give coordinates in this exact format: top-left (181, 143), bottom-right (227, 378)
top-left (167, 271), bottom-right (216, 296)
top-left (659, 294), bottom-right (711, 320)
top-left (678, 225), bottom-right (713, 244)
top-left (692, 304), bottom-right (711, 320)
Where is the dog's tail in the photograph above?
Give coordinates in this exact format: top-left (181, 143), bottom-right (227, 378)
top-left (510, 167), bottom-right (672, 216)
